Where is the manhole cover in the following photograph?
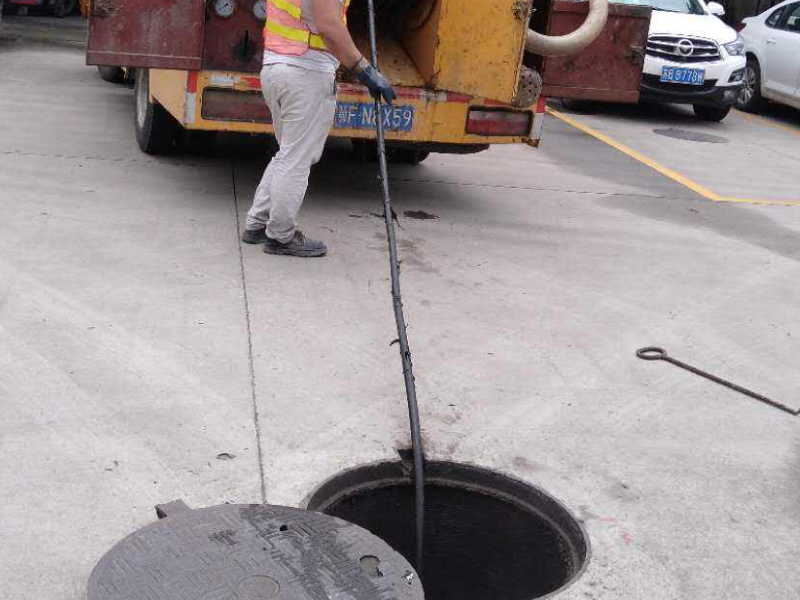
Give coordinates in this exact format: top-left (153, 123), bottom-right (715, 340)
top-left (307, 461), bottom-right (590, 600)
top-left (653, 128), bottom-right (729, 143)
top-left (88, 501), bottom-right (423, 600)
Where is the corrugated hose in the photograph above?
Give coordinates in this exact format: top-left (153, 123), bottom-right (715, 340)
top-left (365, 0), bottom-right (427, 578)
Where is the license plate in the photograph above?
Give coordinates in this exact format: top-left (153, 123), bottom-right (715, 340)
top-left (660, 66), bottom-right (705, 85)
top-left (334, 102), bottom-right (414, 132)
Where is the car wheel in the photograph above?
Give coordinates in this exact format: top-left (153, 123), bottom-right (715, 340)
top-left (135, 68), bottom-right (180, 155)
top-left (693, 104), bottom-right (731, 122)
top-left (97, 66), bottom-right (126, 83)
top-left (736, 58), bottom-right (764, 113)
top-left (560, 98), bottom-right (596, 113)
top-left (52, 0), bottom-right (76, 17)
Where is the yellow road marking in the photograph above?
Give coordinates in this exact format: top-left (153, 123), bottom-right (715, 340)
top-left (733, 108), bottom-right (800, 138)
top-left (546, 107), bottom-right (800, 207)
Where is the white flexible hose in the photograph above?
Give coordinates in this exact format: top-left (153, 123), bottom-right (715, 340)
top-left (526, 0), bottom-right (609, 57)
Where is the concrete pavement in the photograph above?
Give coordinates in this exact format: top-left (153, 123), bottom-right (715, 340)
top-left (548, 100), bottom-right (800, 204)
top-left (0, 15), bottom-right (86, 47)
top-left (1, 42), bottom-right (800, 600)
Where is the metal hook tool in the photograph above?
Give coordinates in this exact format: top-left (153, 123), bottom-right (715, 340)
top-left (636, 347), bottom-right (799, 416)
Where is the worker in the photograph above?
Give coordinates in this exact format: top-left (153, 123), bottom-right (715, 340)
top-left (242, 0), bottom-right (396, 257)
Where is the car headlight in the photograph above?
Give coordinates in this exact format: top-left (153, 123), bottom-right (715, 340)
top-left (724, 35), bottom-right (745, 56)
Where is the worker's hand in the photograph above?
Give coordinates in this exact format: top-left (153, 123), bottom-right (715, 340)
top-left (352, 57), bottom-right (396, 105)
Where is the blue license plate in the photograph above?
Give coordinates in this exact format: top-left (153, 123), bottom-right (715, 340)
top-left (660, 66), bottom-right (705, 85)
top-left (334, 102), bottom-right (414, 132)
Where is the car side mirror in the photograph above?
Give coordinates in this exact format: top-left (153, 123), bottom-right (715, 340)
top-left (707, 2), bottom-right (726, 16)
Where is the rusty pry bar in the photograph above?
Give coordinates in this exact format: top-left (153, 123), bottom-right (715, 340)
top-left (636, 347), bottom-right (799, 416)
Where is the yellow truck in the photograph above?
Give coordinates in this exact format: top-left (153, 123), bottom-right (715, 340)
top-left (86, 0), bottom-right (650, 162)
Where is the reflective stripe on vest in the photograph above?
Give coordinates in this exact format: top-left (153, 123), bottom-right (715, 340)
top-left (264, 0), bottom-right (350, 56)
top-left (271, 0), bottom-right (301, 19)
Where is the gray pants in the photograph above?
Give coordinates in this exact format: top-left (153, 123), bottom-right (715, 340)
top-left (246, 63), bottom-right (337, 243)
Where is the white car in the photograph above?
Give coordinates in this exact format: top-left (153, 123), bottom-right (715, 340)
top-left (736, 0), bottom-right (800, 112)
top-left (633, 0), bottom-right (747, 121)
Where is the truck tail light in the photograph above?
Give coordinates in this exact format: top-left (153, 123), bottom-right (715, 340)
top-left (466, 108), bottom-right (532, 136)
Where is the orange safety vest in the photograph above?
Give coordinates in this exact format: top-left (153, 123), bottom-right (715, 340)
top-left (264, 0), bottom-right (350, 56)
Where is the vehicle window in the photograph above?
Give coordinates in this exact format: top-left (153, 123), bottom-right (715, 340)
top-left (614, 0), bottom-right (705, 15)
top-left (782, 2), bottom-right (800, 29)
top-left (765, 4), bottom-right (787, 25)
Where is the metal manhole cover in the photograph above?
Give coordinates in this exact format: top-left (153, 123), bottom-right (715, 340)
top-left (653, 128), bottom-right (729, 143)
top-left (88, 501), bottom-right (423, 600)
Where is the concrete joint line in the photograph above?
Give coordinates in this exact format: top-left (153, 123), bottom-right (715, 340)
top-left (0, 149), bottom-right (159, 165)
top-left (230, 161), bottom-right (267, 503)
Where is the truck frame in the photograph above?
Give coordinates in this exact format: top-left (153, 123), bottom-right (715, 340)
top-left (86, 0), bottom-right (651, 158)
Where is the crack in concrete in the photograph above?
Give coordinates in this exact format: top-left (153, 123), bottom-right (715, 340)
top-left (0, 149), bottom-right (158, 163)
top-left (230, 160), bottom-right (267, 504)
top-left (0, 149), bottom-right (214, 168)
top-left (389, 176), bottom-right (673, 199)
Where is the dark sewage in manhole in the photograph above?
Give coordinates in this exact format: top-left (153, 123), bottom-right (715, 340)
top-left (307, 461), bottom-right (589, 600)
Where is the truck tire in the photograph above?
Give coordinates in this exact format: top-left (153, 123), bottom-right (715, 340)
top-left (693, 104), bottom-right (730, 122)
top-left (97, 66), bottom-right (126, 84)
top-left (351, 140), bottom-right (428, 165)
top-left (351, 139), bottom-right (377, 162)
top-left (560, 98), bottom-right (596, 113)
top-left (389, 148), bottom-right (429, 165)
top-left (736, 58), bottom-right (764, 113)
top-left (135, 68), bottom-right (180, 155)
top-left (52, 0), bottom-right (76, 17)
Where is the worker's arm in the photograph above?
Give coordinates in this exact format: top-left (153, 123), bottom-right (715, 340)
top-left (312, 0), bottom-right (362, 69)
top-left (312, 0), bottom-right (396, 104)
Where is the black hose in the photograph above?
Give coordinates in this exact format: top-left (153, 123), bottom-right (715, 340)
top-left (354, 0), bottom-right (428, 38)
top-left (365, 0), bottom-right (426, 577)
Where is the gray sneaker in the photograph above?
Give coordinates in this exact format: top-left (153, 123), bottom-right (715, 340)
top-left (241, 227), bottom-right (268, 244)
top-left (263, 230), bottom-right (327, 257)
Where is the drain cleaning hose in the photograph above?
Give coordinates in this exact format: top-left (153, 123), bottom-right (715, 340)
top-left (365, 0), bottom-right (426, 577)
top-left (525, 0), bottom-right (609, 57)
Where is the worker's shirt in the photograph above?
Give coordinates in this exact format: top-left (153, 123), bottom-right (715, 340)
top-left (264, 0), bottom-right (343, 74)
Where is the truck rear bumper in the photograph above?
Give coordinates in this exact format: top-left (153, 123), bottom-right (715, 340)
top-left (149, 69), bottom-right (543, 149)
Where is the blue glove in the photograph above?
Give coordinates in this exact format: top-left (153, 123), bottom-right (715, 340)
top-left (353, 57), bottom-right (396, 105)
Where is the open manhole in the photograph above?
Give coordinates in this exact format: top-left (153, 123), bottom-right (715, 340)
top-left (307, 461), bottom-right (589, 600)
top-left (653, 128), bottom-right (729, 143)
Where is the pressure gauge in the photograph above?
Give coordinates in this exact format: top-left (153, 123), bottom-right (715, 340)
top-left (213, 0), bottom-right (236, 18)
top-left (252, 0), bottom-right (266, 21)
